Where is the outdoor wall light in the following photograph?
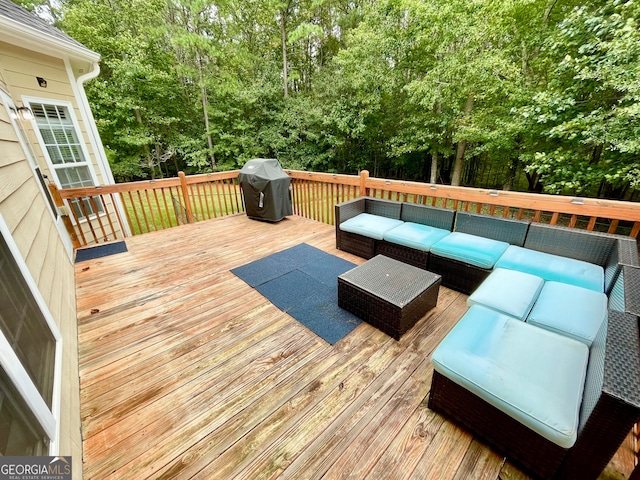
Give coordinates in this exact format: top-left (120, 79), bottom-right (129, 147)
top-left (9, 105), bottom-right (33, 121)
top-left (489, 190), bottom-right (499, 197)
top-left (571, 198), bottom-right (585, 205)
top-left (18, 106), bottom-right (34, 120)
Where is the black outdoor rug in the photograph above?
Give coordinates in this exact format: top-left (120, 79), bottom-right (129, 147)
top-left (75, 241), bottom-right (128, 262)
top-left (231, 243), bottom-right (361, 345)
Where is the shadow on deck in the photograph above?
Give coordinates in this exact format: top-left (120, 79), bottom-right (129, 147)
top-left (75, 214), bottom-right (633, 479)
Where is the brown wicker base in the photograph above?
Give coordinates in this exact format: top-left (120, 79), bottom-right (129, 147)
top-left (338, 231), bottom-right (376, 259)
top-left (376, 240), bottom-right (429, 269)
top-left (428, 371), bottom-right (567, 479)
top-left (427, 253), bottom-right (492, 294)
top-left (338, 256), bottom-right (441, 340)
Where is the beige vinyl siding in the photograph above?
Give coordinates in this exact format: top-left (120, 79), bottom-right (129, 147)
top-left (0, 92), bottom-right (82, 475)
top-left (0, 42), bottom-right (106, 185)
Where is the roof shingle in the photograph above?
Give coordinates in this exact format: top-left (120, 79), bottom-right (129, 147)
top-left (0, 0), bottom-right (86, 50)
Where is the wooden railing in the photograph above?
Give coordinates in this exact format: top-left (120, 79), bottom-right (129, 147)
top-left (54, 169), bottom-right (640, 249)
top-left (287, 169), bottom-right (640, 237)
top-left (52, 171), bottom-right (244, 248)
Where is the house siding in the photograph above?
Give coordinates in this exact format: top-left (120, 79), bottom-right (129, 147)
top-left (0, 42), bottom-right (107, 185)
top-left (0, 74), bottom-right (82, 477)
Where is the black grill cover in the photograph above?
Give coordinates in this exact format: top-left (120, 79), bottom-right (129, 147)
top-left (238, 158), bottom-right (293, 222)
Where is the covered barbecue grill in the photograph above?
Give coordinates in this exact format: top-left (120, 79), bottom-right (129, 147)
top-left (238, 158), bottom-right (293, 222)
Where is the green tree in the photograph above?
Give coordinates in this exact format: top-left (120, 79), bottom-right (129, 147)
top-left (519, 0), bottom-right (640, 197)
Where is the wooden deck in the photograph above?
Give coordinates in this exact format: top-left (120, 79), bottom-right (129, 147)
top-left (76, 214), bottom-right (632, 480)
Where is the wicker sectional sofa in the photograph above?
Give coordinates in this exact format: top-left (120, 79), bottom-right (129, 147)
top-left (335, 196), bottom-right (640, 480)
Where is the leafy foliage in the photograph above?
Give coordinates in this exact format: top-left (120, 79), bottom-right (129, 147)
top-left (37, 0), bottom-right (640, 198)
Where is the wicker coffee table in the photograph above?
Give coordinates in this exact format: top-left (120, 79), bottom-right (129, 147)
top-left (338, 255), bottom-right (441, 340)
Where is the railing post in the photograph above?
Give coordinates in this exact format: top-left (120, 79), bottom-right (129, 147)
top-left (48, 183), bottom-right (81, 249)
top-left (359, 170), bottom-right (369, 197)
top-left (178, 171), bottom-right (195, 223)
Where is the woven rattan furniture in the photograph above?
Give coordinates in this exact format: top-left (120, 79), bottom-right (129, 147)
top-left (429, 309), bottom-right (640, 480)
top-left (335, 197), bottom-right (455, 263)
top-left (428, 212), bottom-right (530, 294)
top-left (335, 196), bottom-right (640, 479)
top-left (338, 255), bottom-right (441, 340)
top-left (335, 197), bottom-right (402, 259)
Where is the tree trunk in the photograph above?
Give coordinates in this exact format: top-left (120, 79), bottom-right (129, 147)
top-left (197, 54), bottom-right (216, 169)
top-left (154, 144), bottom-right (164, 179)
top-left (134, 108), bottom-right (155, 179)
top-left (430, 150), bottom-right (438, 184)
top-left (280, 6), bottom-right (289, 98)
top-left (451, 95), bottom-right (474, 186)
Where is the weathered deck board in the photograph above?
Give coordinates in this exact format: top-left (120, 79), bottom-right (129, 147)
top-left (76, 214), bottom-right (632, 480)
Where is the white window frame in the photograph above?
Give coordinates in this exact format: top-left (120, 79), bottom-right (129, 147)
top-left (1, 91), bottom-right (73, 259)
top-left (23, 96), bottom-right (103, 223)
top-left (0, 214), bottom-right (62, 455)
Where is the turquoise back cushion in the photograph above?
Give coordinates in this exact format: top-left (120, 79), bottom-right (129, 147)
top-left (495, 245), bottom-right (604, 292)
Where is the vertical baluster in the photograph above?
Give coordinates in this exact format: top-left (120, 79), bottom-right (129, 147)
top-left (108, 193), bottom-right (125, 239)
top-left (152, 188), bottom-right (167, 229)
top-left (88, 196), bottom-right (108, 241)
top-left (144, 189), bottom-right (158, 231)
top-left (136, 191), bottom-right (151, 232)
top-left (78, 197), bottom-right (99, 244)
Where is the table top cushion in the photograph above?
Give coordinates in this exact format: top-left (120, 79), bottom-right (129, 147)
top-left (527, 281), bottom-right (608, 346)
top-left (382, 222), bottom-right (450, 252)
top-left (339, 213), bottom-right (404, 240)
top-left (338, 255), bottom-right (440, 307)
top-left (430, 232), bottom-right (509, 269)
top-left (495, 245), bottom-right (604, 292)
top-left (467, 268), bottom-right (544, 320)
top-left (431, 305), bottom-right (589, 448)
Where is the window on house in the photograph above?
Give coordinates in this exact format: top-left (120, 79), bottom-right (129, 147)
top-left (0, 222), bottom-right (61, 455)
top-left (0, 368), bottom-right (49, 456)
top-left (30, 102), bottom-right (102, 219)
top-left (0, 238), bottom-right (56, 407)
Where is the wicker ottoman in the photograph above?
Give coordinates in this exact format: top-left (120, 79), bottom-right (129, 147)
top-left (338, 255), bottom-right (441, 340)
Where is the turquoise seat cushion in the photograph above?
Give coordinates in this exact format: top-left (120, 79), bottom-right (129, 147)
top-left (382, 222), bottom-right (450, 252)
top-left (467, 268), bottom-right (544, 320)
top-left (431, 305), bottom-right (589, 448)
top-left (339, 213), bottom-right (404, 241)
top-left (528, 281), bottom-right (608, 346)
top-left (495, 245), bottom-right (604, 292)
top-left (430, 232), bottom-right (509, 269)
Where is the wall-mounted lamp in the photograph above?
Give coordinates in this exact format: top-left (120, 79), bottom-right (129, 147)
top-left (9, 105), bottom-right (34, 121)
top-left (570, 198), bottom-right (585, 205)
top-left (489, 190), bottom-right (499, 197)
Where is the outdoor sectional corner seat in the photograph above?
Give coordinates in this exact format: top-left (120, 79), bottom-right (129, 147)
top-left (334, 196), bottom-right (640, 480)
